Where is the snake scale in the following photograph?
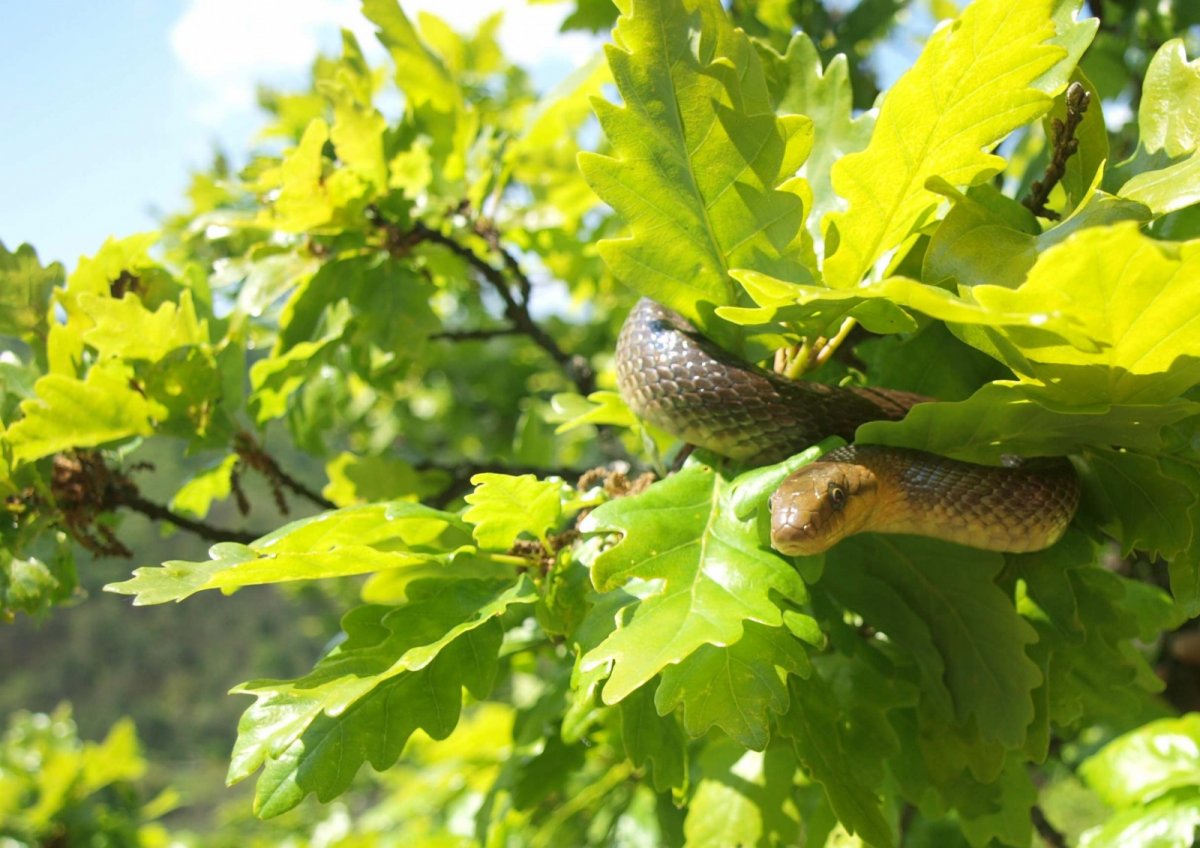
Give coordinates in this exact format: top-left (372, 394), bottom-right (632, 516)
top-left (615, 298), bottom-right (1080, 555)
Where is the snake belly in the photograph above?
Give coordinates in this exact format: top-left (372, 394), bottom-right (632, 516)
top-left (615, 298), bottom-right (1080, 554)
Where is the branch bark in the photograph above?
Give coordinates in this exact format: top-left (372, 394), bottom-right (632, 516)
top-left (1024, 82), bottom-right (1091, 220)
top-left (409, 222), bottom-right (597, 396)
top-left (117, 492), bottom-right (260, 545)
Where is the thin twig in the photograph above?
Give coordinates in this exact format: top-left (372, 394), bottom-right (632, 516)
top-left (1030, 804), bottom-right (1068, 848)
top-left (1023, 82), bottom-right (1091, 220)
top-left (117, 492), bottom-right (260, 545)
top-left (476, 219), bottom-right (533, 303)
top-left (772, 316), bottom-right (858, 379)
top-left (409, 222), bottom-right (596, 396)
top-left (431, 327), bottom-right (524, 342)
top-left (269, 464), bottom-right (335, 510)
top-left (235, 432), bottom-right (336, 512)
top-left (813, 317), bottom-right (858, 368)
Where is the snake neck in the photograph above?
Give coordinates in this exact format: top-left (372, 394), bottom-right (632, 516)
top-left (820, 446), bottom-right (1081, 553)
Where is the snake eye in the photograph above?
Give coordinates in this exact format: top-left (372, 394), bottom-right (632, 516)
top-left (827, 483), bottom-right (847, 511)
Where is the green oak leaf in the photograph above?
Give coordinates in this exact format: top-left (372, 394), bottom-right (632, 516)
top-left (169, 454), bottom-right (238, 518)
top-left (955, 756), bottom-right (1037, 848)
top-left (105, 503), bottom-right (473, 603)
top-left (230, 576), bottom-right (533, 816)
top-left (857, 381), bottom-right (1199, 464)
top-left (820, 535), bottom-right (1040, 749)
top-left (782, 658), bottom-right (910, 848)
top-left (78, 289), bottom-right (207, 361)
top-left (682, 740), bottom-right (803, 848)
top-left (721, 269), bottom-right (1092, 350)
top-left (507, 730), bottom-right (591, 814)
top-left (1041, 0), bottom-right (1101, 94)
top-left (549, 391), bottom-right (636, 433)
top-left (265, 120), bottom-right (336, 232)
top-left (823, 0), bottom-right (1072, 287)
top-left (618, 683), bottom-right (688, 793)
top-left (1014, 531), bottom-right (1172, 744)
top-left (224, 250), bottom-right (318, 318)
top-left (2, 554), bottom-right (75, 617)
top-left (924, 175), bottom-right (1149, 293)
top-left (762, 34), bottom-right (875, 250)
top-left (1115, 40), bottom-right (1200, 218)
top-left (364, 0), bottom-right (461, 115)
top-left (57, 232), bottom-right (162, 319)
top-left (351, 264), bottom-right (437, 364)
top-left (274, 254), bottom-right (437, 365)
top-left (559, 0), bottom-right (619, 32)
top-left (1080, 448), bottom-right (1197, 560)
top-left (1077, 715), bottom-right (1200, 848)
top-left (1081, 714), bottom-right (1200, 807)
top-left (1161, 450), bottom-right (1200, 615)
top-left (1136, 38), bottom-right (1200, 158)
top-left (248, 300), bottom-right (350, 423)
top-left (0, 242), bottom-right (62, 340)
top-left (326, 57), bottom-right (388, 192)
top-left (463, 473), bottom-right (565, 549)
top-left (579, 462), bottom-right (810, 704)
top-left (1079, 796), bottom-right (1200, 848)
top-left (580, 0), bottom-right (815, 338)
top-left (4, 360), bottom-right (165, 465)
top-left (139, 345), bottom-right (226, 441)
top-left (970, 224), bottom-right (1200, 405)
top-left (854, 323), bottom-right (1009, 402)
top-left (323, 451), bottom-right (451, 506)
top-left (0, 358), bottom-right (39, 425)
top-left (656, 620), bottom-right (810, 750)
top-left (364, 1), bottom-right (472, 190)
top-left (1120, 150), bottom-right (1200, 217)
top-left (502, 56), bottom-right (611, 230)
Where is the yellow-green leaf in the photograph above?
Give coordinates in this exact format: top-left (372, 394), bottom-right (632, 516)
top-left (823, 0), bottom-right (1068, 288)
top-left (5, 361), bottom-right (164, 464)
top-left (463, 473), bottom-right (564, 549)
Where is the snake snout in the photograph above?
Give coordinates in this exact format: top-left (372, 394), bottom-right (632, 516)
top-left (769, 462), bottom-right (878, 556)
top-left (770, 509), bottom-right (825, 556)
top-left (769, 487), bottom-right (837, 556)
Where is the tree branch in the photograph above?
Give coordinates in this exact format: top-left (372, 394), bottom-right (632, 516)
top-left (431, 327), bottom-right (524, 342)
top-left (116, 491), bottom-right (260, 545)
top-left (409, 222), bottom-right (596, 396)
top-left (1023, 81), bottom-right (1091, 220)
top-left (1030, 804), bottom-right (1067, 848)
top-left (269, 464), bottom-right (335, 511)
top-left (48, 451), bottom-right (264, 554)
top-left (234, 432), bottom-right (336, 512)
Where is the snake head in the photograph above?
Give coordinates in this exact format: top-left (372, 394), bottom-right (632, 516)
top-left (769, 462), bottom-right (878, 555)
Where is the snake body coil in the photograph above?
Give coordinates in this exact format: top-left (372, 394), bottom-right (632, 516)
top-left (615, 298), bottom-right (1080, 554)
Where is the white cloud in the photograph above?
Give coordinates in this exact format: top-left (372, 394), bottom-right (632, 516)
top-left (170, 0), bottom-right (600, 125)
top-left (403, 0), bottom-right (595, 63)
top-left (170, 0), bottom-right (371, 123)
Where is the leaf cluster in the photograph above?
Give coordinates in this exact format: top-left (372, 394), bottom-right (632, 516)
top-left (3, 0), bottom-right (1200, 846)
top-left (0, 706), bottom-right (174, 847)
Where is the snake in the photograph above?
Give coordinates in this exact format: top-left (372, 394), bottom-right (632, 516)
top-left (615, 298), bottom-right (1080, 555)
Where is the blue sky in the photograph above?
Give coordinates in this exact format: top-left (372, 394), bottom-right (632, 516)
top-left (0, 1), bottom-right (593, 270)
top-left (2, 2), bottom-right (208, 269)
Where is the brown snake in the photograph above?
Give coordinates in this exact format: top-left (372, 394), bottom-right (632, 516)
top-left (615, 298), bottom-right (1080, 555)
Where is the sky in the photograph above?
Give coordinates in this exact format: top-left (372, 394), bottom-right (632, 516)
top-left (0, 1), bottom-right (597, 270)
